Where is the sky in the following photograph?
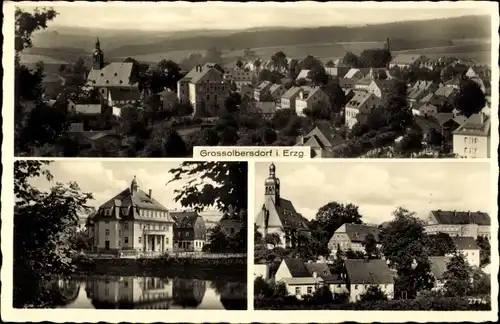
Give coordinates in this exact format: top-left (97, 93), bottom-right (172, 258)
top-left (14, 1), bottom-right (490, 31)
top-left (27, 160), bottom-right (210, 211)
top-left (254, 161), bottom-right (492, 225)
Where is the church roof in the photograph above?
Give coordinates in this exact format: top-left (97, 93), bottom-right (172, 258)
top-left (87, 62), bottom-right (135, 87)
top-left (273, 198), bottom-right (309, 230)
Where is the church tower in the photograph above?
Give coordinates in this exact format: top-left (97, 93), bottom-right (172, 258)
top-left (130, 175), bottom-right (139, 194)
top-left (93, 37), bottom-right (104, 70)
top-left (264, 163), bottom-right (280, 203)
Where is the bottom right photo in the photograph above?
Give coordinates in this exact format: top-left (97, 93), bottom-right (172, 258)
top-left (253, 161), bottom-right (493, 310)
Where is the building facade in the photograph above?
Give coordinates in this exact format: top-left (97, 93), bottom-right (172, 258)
top-left (424, 210), bottom-right (491, 240)
top-left (452, 113), bottom-right (491, 158)
top-left (171, 211), bottom-right (207, 252)
top-left (92, 176), bottom-right (175, 255)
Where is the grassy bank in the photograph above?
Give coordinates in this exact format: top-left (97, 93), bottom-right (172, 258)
top-left (76, 257), bottom-right (247, 281)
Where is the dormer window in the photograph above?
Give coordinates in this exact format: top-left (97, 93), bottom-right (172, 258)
top-left (114, 73), bottom-right (118, 77)
top-left (101, 73), bottom-right (104, 77)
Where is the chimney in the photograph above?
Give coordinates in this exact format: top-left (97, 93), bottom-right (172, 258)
top-left (453, 210), bottom-right (457, 217)
top-left (479, 112), bottom-right (485, 124)
top-left (312, 271), bottom-right (318, 279)
top-left (148, 189), bottom-right (152, 198)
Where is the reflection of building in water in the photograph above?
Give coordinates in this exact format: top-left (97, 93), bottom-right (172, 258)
top-left (172, 278), bottom-right (206, 308)
top-left (88, 276), bottom-right (173, 309)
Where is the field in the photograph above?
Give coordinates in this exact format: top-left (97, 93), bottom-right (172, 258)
top-left (19, 38), bottom-right (491, 69)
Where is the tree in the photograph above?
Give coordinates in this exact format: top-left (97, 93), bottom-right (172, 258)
top-left (453, 78), bottom-right (486, 117)
top-left (258, 69), bottom-right (284, 84)
top-left (288, 59), bottom-right (300, 79)
top-left (426, 128), bottom-right (443, 147)
top-left (362, 233), bottom-right (379, 259)
top-left (443, 253), bottom-right (472, 297)
top-left (309, 202), bottom-right (363, 257)
top-left (271, 51), bottom-right (287, 72)
top-left (358, 49), bottom-right (392, 68)
top-left (204, 224), bottom-right (231, 252)
top-left (397, 129), bottom-right (423, 155)
top-left (235, 59), bottom-right (244, 69)
top-left (15, 7), bottom-right (58, 154)
top-left (311, 285), bottom-right (334, 304)
top-left (341, 52), bottom-right (359, 68)
top-left (254, 277), bottom-right (275, 298)
top-left (224, 92), bottom-right (242, 114)
top-left (322, 82), bottom-right (346, 114)
top-left (194, 128), bottom-right (220, 146)
top-left (476, 236), bottom-right (490, 266)
top-left (168, 162), bottom-right (247, 213)
top-left (358, 285), bottom-right (388, 302)
top-left (265, 233), bottom-right (282, 248)
top-left (379, 207), bottom-right (434, 299)
top-left (254, 59), bottom-right (262, 70)
top-left (307, 66), bottom-right (329, 86)
top-left (72, 56), bottom-right (88, 85)
top-left (205, 47), bottom-right (223, 65)
top-left (156, 59), bottom-right (182, 91)
top-left (14, 161), bottom-right (93, 308)
top-left (427, 232), bottom-right (456, 256)
top-left (298, 55), bottom-right (323, 71)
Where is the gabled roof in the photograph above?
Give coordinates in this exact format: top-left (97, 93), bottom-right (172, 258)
top-left (345, 259), bottom-right (394, 284)
top-left (171, 211), bottom-right (202, 228)
top-left (344, 68), bottom-right (362, 79)
top-left (87, 62), bottom-right (135, 87)
top-left (305, 263), bottom-right (332, 279)
top-left (346, 91), bottom-right (375, 111)
top-left (453, 113), bottom-right (490, 137)
top-left (304, 121), bottom-right (341, 148)
top-left (181, 63), bottom-right (224, 84)
top-left (99, 187), bottom-right (171, 220)
top-left (434, 86), bottom-right (457, 98)
top-left (429, 210), bottom-right (491, 225)
top-left (109, 87), bottom-right (141, 102)
top-left (418, 103), bottom-right (438, 113)
top-left (282, 86), bottom-right (302, 99)
top-left (283, 258), bottom-right (311, 277)
top-left (273, 198), bottom-right (309, 230)
top-left (429, 256), bottom-right (451, 280)
top-left (74, 104), bottom-right (101, 115)
top-left (413, 115), bottom-right (442, 133)
top-left (390, 54), bottom-right (423, 65)
top-left (336, 223), bottom-right (380, 242)
top-left (296, 69), bottom-right (310, 80)
top-left (297, 86), bottom-right (322, 102)
top-left (256, 80), bottom-right (272, 91)
top-left (452, 236), bottom-right (479, 250)
top-left (269, 84), bottom-right (283, 94)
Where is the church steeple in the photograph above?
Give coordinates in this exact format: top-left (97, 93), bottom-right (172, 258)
top-left (130, 175), bottom-right (138, 194)
top-left (264, 163), bottom-right (280, 202)
top-left (93, 36), bottom-right (104, 70)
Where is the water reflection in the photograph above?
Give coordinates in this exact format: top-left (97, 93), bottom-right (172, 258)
top-left (52, 276), bottom-right (246, 310)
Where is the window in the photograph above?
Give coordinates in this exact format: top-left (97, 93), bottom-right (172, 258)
top-left (207, 94), bottom-right (210, 100)
top-left (105, 221), bottom-right (109, 224)
top-left (105, 229), bottom-right (110, 236)
top-left (464, 137), bottom-right (468, 143)
top-left (118, 240), bottom-right (121, 246)
top-left (124, 282), bottom-right (128, 288)
top-left (124, 223), bottom-right (129, 230)
top-left (295, 287), bottom-right (301, 295)
top-left (464, 147), bottom-right (467, 154)
top-left (307, 287), bottom-right (313, 294)
top-left (138, 237), bottom-right (142, 244)
top-left (166, 238), bottom-right (169, 244)
top-left (119, 230), bottom-right (121, 236)
top-left (337, 284), bottom-right (341, 288)
top-left (124, 237), bottom-right (129, 244)
top-left (354, 285), bottom-right (358, 290)
top-left (185, 232), bottom-right (189, 237)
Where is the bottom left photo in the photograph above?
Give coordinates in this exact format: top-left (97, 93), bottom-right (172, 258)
top-left (11, 160), bottom-right (248, 310)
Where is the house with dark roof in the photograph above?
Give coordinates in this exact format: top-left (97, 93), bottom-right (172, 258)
top-left (328, 224), bottom-right (381, 256)
top-left (452, 112), bottom-right (491, 158)
top-left (255, 163), bottom-right (310, 249)
top-left (367, 79), bottom-right (397, 100)
top-left (344, 91), bottom-right (380, 129)
top-left (86, 38), bottom-right (140, 101)
top-left (274, 259), bottom-right (347, 299)
top-left (389, 54), bottom-right (425, 69)
top-left (176, 62), bottom-right (229, 115)
top-left (295, 121), bottom-right (344, 158)
top-left (269, 84), bottom-right (286, 101)
top-left (344, 259), bottom-right (395, 302)
top-left (171, 211), bottom-right (207, 252)
top-left (92, 176), bottom-right (175, 255)
top-left (450, 237), bottom-right (480, 267)
top-left (424, 209), bottom-right (491, 240)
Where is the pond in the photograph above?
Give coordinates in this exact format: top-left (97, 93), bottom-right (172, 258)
top-left (48, 275), bottom-right (247, 310)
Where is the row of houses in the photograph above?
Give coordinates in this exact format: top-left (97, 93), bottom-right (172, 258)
top-left (85, 176), bottom-right (244, 255)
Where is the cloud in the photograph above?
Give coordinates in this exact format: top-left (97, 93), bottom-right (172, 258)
top-left (254, 162), bottom-right (492, 225)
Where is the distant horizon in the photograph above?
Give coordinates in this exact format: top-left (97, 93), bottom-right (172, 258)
top-left (14, 1), bottom-right (491, 32)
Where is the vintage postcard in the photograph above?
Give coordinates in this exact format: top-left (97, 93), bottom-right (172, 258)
top-left (253, 160), bottom-right (497, 312)
top-left (5, 1), bottom-right (497, 159)
top-left (2, 1), bottom-right (499, 323)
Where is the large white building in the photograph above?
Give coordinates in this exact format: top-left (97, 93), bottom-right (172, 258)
top-left (452, 112), bottom-right (491, 158)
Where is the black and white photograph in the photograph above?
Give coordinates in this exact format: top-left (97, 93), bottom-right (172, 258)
top-left (12, 160), bottom-right (248, 309)
top-left (13, 1), bottom-right (493, 158)
top-left (253, 161), bottom-right (492, 310)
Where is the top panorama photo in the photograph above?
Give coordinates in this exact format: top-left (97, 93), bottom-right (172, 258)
top-left (13, 2), bottom-right (493, 158)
